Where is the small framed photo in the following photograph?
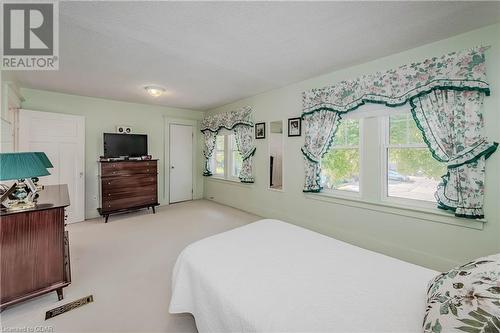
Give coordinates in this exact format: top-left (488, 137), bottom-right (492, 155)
top-left (255, 122), bottom-right (266, 139)
top-left (288, 117), bottom-right (302, 137)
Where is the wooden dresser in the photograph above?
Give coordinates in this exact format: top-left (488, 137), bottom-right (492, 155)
top-left (0, 185), bottom-right (71, 311)
top-left (98, 160), bottom-right (159, 223)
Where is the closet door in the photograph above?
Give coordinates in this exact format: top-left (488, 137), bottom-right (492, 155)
top-left (18, 109), bottom-right (85, 223)
top-left (169, 124), bottom-right (193, 203)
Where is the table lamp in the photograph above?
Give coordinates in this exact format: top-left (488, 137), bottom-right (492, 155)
top-left (0, 152), bottom-right (51, 210)
top-left (35, 152), bottom-right (54, 168)
top-left (32, 152), bottom-right (54, 188)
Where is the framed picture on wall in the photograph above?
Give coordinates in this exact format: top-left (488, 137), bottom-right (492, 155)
top-left (255, 122), bottom-right (266, 139)
top-left (288, 117), bottom-right (301, 137)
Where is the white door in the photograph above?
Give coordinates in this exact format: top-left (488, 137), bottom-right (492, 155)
top-left (169, 124), bottom-right (193, 203)
top-left (18, 110), bottom-right (85, 223)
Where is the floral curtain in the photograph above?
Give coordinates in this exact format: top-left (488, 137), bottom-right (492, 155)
top-left (301, 46), bottom-right (497, 219)
top-left (200, 106), bottom-right (254, 132)
top-left (411, 89), bottom-right (497, 218)
top-left (202, 130), bottom-right (217, 176)
top-left (302, 110), bottom-right (341, 192)
top-left (234, 125), bottom-right (256, 183)
top-left (302, 47), bottom-right (490, 114)
top-left (200, 106), bottom-right (255, 183)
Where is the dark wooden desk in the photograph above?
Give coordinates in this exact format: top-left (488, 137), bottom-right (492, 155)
top-left (0, 184), bottom-right (71, 311)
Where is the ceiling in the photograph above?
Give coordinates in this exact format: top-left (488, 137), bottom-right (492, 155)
top-left (7, 1), bottom-right (500, 111)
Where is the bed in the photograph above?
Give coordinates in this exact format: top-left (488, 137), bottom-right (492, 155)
top-left (169, 219), bottom-right (438, 332)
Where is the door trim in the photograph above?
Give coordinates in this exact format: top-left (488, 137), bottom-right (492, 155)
top-left (164, 117), bottom-right (198, 205)
top-left (169, 123), bottom-right (193, 204)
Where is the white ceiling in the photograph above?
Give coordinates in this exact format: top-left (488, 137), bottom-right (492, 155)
top-left (8, 1), bottom-right (500, 111)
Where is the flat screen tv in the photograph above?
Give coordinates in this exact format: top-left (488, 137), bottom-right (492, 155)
top-left (103, 133), bottom-right (148, 158)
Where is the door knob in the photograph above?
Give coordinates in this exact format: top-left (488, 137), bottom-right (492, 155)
top-left (171, 166), bottom-right (175, 169)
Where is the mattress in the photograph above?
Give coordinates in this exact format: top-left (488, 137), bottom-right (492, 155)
top-left (169, 219), bottom-right (438, 332)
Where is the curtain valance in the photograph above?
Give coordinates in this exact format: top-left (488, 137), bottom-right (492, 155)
top-left (301, 47), bottom-right (497, 219)
top-left (201, 106), bottom-right (256, 183)
top-left (201, 106), bottom-right (254, 132)
top-left (302, 47), bottom-right (490, 116)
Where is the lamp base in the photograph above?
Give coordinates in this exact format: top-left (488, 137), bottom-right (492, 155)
top-left (3, 199), bottom-right (36, 211)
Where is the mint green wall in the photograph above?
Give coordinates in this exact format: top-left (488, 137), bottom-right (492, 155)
top-left (205, 24), bottom-right (500, 271)
top-left (20, 88), bottom-right (205, 219)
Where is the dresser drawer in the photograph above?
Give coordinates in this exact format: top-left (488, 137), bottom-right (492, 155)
top-left (102, 195), bottom-right (157, 212)
top-left (101, 174), bottom-right (157, 190)
top-left (101, 161), bottom-right (157, 176)
top-left (102, 184), bottom-right (157, 199)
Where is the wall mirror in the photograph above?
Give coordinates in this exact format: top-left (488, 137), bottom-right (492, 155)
top-left (269, 120), bottom-right (284, 190)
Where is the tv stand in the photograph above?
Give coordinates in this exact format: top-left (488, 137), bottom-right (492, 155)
top-left (98, 160), bottom-right (159, 223)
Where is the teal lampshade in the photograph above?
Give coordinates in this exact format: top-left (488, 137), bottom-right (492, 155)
top-left (35, 152), bottom-right (54, 168)
top-left (0, 152), bottom-right (51, 181)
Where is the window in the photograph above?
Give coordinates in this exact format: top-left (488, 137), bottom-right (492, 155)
top-left (316, 106), bottom-right (447, 211)
top-left (230, 135), bottom-right (243, 178)
top-left (321, 118), bottom-right (361, 193)
top-left (384, 114), bottom-right (446, 203)
top-left (212, 135), bottom-right (225, 177)
top-left (211, 133), bottom-right (242, 181)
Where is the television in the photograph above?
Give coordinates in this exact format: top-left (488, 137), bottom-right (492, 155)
top-left (103, 133), bottom-right (148, 158)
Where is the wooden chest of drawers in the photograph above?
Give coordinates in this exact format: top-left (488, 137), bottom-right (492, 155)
top-left (0, 185), bottom-right (71, 311)
top-left (98, 160), bottom-right (159, 223)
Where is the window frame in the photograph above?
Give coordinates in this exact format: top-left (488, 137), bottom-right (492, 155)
top-left (315, 105), bottom-right (448, 211)
top-left (320, 113), bottom-right (364, 199)
top-left (211, 134), bottom-right (226, 178)
top-left (308, 105), bottom-right (485, 226)
top-left (227, 134), bottom-right (241, 182)
top-left (211, 132), bottom-right (242, 182)
top-left (379, 114), bottom-right (443, 210)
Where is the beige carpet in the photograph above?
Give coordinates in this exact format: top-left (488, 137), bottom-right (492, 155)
top-left (1, 200), bottom-right (260, 333)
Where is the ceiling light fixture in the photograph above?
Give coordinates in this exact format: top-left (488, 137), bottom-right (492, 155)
top-left (144, 86), bottom-right (166, 97)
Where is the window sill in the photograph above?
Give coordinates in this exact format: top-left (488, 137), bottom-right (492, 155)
top-left (322, 189), bottom-right (361, 200)
top-left (305, 192), bottom-right (485, 230)
top-left (206, 177), bottom-right (253, 187)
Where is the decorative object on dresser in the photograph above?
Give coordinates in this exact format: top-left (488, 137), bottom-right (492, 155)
top-left (98, 160), bottom-right (159, 223)
top-left (0, 184), bottom-right (71, 311)
top-left (0, 152), bottom-right (52, 210)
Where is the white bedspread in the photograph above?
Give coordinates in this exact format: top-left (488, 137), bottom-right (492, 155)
top-left (169, 219), bottom-right (437, 333)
